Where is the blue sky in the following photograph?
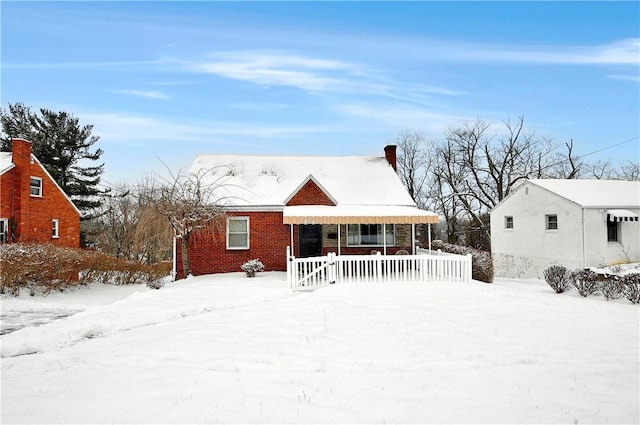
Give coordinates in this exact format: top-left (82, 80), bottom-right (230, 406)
top-left (2, 1), bottom-right (639, 185)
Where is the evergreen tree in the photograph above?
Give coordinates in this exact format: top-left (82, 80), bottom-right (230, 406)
top-left (1, 102), bottom-right (106, 217)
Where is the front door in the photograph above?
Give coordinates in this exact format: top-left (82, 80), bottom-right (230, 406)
top-left (299, 225), bottom-right (323, 258)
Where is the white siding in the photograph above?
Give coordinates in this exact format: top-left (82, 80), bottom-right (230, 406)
top-left (491, 181), bottom-right (640, 279)
top-left (491, 183), bottom-right (583, 278)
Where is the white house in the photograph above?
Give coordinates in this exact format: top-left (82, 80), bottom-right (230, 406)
top-left (490, 179), bottom-right (640, 279)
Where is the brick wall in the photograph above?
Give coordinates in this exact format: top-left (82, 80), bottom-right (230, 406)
top-left (176, 211), bottom-right (291, 278)
top-left (286, 178), bottom-right (335, 206)
top-left (0, 139), bottom-right (80, 247)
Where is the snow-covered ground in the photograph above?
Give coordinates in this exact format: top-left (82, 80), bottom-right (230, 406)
top-left (1, 273), bottom-right (638, 424)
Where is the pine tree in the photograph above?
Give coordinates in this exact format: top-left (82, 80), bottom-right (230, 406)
top-left (1, 102), bottom-right (106, 217)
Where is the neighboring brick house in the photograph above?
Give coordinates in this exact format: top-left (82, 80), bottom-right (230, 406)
top-left (175, 145), bottom-right (439, 278)
top-left (0, 138), bottom-right (80, 247)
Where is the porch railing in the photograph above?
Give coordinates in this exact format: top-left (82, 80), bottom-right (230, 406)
top-left (287, 246), bottom-right (472, 291)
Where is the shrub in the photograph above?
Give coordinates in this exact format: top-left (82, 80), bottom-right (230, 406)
top-left (0, 243), bottom-right (170, 296)
top-left (599, 277), bottom-right (624, 301)
top-left (570, 269), bottom-right (600, 297)
top-left (620, 273), bottom-right (640, 304)
top-left (543, 265), bottom-right (571, 293)
top-left (241, 259), bottom-right (264, 277)
top-left (430, 240), bottom-right (493, 283)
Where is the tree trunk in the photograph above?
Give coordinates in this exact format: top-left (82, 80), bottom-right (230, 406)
top-left (180, 234), bottom-right (191, 278)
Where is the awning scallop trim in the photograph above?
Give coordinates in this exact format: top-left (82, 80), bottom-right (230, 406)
top-left (283, 205), bottom-right (439, 225)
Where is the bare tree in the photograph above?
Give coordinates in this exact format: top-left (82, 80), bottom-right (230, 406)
top-left (394, 130), bottom-right (432, 208)
top-left (142, 167), bottom-right (227, 278)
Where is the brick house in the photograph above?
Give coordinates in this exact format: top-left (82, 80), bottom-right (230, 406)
top-left (175, 145), bottom-right (439, 278)
top-left (0, 138), bottom-right (80, 247)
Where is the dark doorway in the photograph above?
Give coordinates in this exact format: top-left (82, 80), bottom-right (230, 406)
top-left (299, 225), bottom-right (323, 258)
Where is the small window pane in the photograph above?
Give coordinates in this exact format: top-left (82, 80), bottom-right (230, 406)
top-left (0, 219), bottom-right (7, 243)
top-left (228, 219), bottom-right (247, 232)
top-left (30, 177), bottom-right (42, 196)
top-left (505, 216), bottom-right (513, 229)
top-left (607, 220), bottom-right (619, 242)
top-left (52, 219), bottom-right (59, 238)
top-left (546, 215), bottom-right (558, 230)
top-left (228, 234), bottom-right (247, 248)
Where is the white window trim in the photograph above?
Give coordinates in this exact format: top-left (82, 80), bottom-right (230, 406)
top-left (226, 216), bottom-right (249, 250)
top-left (545, 214), bottom-right (558, 231)
top-left (52, 219), bottom-right (60, 239)
top-left (346, 224), bottom-right (396, 247)
top-left (30, 176), bottom-right (43, 197)
top-left (0, 218), bottom-right (8, 243)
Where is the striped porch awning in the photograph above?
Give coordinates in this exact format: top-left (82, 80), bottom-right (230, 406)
top-left (606, 209), bottom-right (639, 222)
top-left (283, 205), bottom-right (439, 225)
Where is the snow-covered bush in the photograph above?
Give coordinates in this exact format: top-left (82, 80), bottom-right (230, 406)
top-left (430, 240), bottom-right (493, 283)
top-left (620, 273), bottom-right (640, 304)
top-left (570, 269), bottom-right (600, 297)
top-left (0, 243), bottom-right (170, 296)
top-left (599, 277), bottom-right (624, 301)
top-left (241, 259), bottom-right (264, 277)
top-left (543, 265), bottom-right (572, 293)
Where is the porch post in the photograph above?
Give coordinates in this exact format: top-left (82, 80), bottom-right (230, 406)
top-left (412, 223), bottom-right (416, 255)
top-left (383, 223), bottom-right (387, 255)
top-left (337, 223), bottom-right (341, 256)
top-left (428, 223), bottom-right (432, 252)
top-left (290, 224), bottom-right (294, 257)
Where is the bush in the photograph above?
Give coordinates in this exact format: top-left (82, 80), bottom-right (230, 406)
top-left (241, 259), bottom-right (264, 277)
top-left (599, 277), bottom-right (624, 301)
top-left (543, 265), bottom-right (571, 293)
top-left (620, 273), bottom-right (640, 304)
top-left (0, 243), bottom-right (171, 296)
top-left (570, 269), bottom-right (600, 297)
top-left (430, 240), bottom-right (493, 283)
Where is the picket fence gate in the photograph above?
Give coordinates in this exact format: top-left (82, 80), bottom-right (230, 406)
top-left (286, 246), bottom-right (472, 291)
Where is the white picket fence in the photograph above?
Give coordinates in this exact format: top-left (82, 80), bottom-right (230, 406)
top-left (287, 246), bottom-right (472, 291)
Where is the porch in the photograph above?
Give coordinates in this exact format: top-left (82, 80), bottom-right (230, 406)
top-left (287, 246), bottom-right (472, 291)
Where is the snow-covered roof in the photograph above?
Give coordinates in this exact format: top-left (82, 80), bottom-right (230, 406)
top-left (0, 152), bottom-right (15, 175)
top-left (190, 154), bottom-right (417, 208)
top-left (528, 179), bottom-right (640, 208)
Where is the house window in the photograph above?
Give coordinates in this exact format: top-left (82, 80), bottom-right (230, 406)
top-left (347, 224), bottom-right (395, 246)
top-left (52, 219), bottom-right (59, 238)
top-left (30, 177), bottom-right (43, 197)
top-left (546, 214), bottom-right (558, 230)
top-left (227, 217), bottom-right (249, 249)
top-left (0, 218), bottom-right (8, 243)
top-left (505, 216), bottom-right (514, 229)
top-left (607, 220), bottom-right (619, 242)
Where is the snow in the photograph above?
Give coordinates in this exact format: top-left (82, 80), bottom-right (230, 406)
top-left (528, 179), bottom-right (640, 208)
top-left (190, 154), bottom-right (416, 207)
top-left (0, 152), bottom-right (15, 175)
top-left (1, 273), bottom-right (638, 424)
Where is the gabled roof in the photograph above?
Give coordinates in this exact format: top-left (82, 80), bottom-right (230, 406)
top-left (528, 179), bottom-right (640, 208)
top-left (0, 151), bottom-right (81, 215)
top-left (190, 154), bottom-right (417, 208)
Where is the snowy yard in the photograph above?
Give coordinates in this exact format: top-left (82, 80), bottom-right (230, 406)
top-left (1, 273), bottom-right (638, 424)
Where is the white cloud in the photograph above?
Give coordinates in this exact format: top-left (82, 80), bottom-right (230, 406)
top-left (115, 90), bottom-right (169, 100)
top-left (607, 74), bottom-right (640, 82)
top-left (437, 38), bottom-right (640, 65)
top-left (82, 111), bottom-right (331, 145)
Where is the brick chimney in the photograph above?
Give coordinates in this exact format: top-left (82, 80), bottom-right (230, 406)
top-left (11, 138), bottom-right (33, 242)
top-left (384, 144), bottom-right (397, 172)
